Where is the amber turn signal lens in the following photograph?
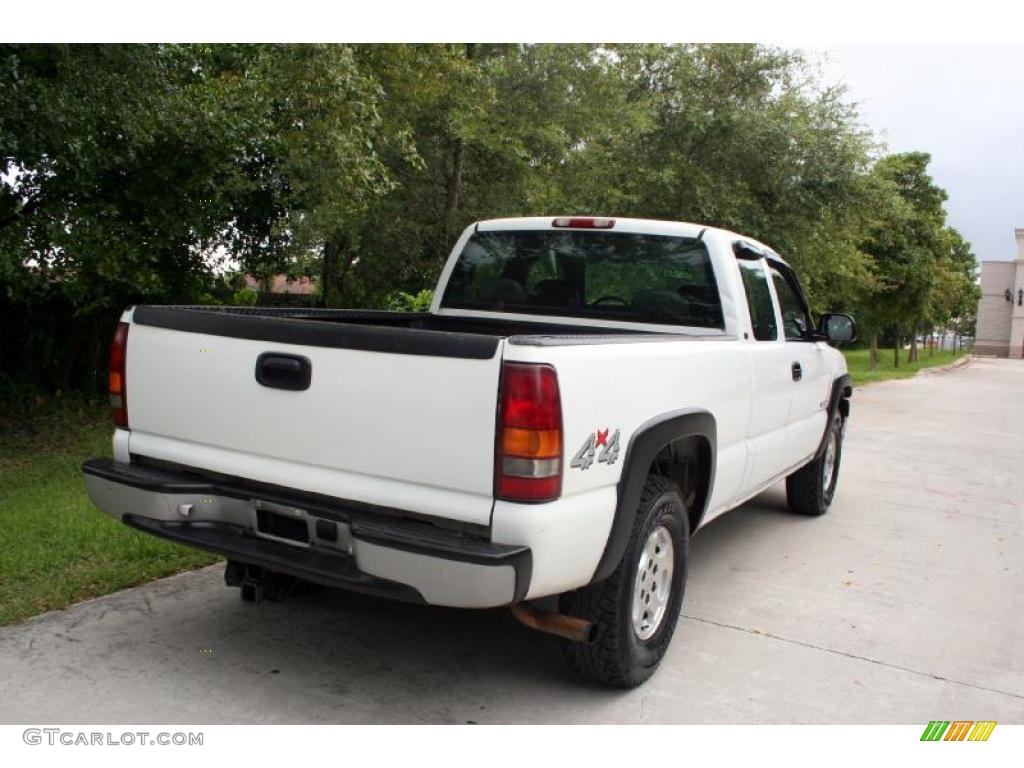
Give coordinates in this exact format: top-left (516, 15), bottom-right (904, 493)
top-left (501, 427), bottom-right (561, 459)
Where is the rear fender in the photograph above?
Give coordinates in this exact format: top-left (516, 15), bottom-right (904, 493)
top-left (589, 409), bottom-right (716, 584)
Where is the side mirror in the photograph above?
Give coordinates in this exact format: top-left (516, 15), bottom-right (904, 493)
top-left (818, 313), bottom-right (857, 343)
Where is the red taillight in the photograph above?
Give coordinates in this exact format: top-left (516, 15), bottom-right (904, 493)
top-left (109, 322), bottom-right (129, 428)
top-left (496, 362), bottom-right (562, 503)
top-left (551, 217), bottom-right (615, 229)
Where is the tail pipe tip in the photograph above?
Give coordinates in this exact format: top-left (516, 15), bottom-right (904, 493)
top-left (510, 602), bottom-right (595, 644)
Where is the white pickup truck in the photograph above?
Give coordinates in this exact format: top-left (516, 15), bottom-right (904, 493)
top-left (83, 216), bottom-right (855, 687)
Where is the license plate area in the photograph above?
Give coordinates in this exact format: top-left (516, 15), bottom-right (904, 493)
top-left (255, 506), bottom-right (310, 544)
top-left (250, 499), bottom-right (353, 553)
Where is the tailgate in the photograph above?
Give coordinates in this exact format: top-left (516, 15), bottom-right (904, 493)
top-left (123, 307), bottom-right (504, 526)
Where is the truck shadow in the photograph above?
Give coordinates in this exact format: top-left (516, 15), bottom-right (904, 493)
top-left (180, 488), bottom-right (797, 715)
top-left (690, 485), bottom-right (794, 550)
top-left (687, 484), bottom-right (824, 583)
top-left (174, 578), bottom-right (593, 722)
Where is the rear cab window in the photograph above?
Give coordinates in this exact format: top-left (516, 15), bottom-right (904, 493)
top-left (440, 230), bottom-right (725, 329)
top-left (737, 260), bottom-right (777, 341)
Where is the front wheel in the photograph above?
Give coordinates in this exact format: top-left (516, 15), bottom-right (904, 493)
top-left (559, 475), bottom-right (689, 688)
top-left (786, 412), bottom-right (844, 516)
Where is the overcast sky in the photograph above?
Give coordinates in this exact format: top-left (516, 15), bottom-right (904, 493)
top-left (814, 44), bottom-right (1024, 264)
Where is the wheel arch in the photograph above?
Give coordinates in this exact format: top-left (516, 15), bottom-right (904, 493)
top-left (814, 373), bottom-right (852, 462)
top-left (589, 409), bottom-right (716, 584)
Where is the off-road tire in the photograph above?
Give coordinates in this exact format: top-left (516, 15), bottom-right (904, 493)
top-left (786, 412), bottom-right (844, 516)
top-left (559, 474), bottom-right (689, 688)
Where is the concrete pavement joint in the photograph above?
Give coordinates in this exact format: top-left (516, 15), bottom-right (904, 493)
top-left (836, 493), bottom-right (1022, 525)
top-left (680, 613), bottom-right (1024, 701)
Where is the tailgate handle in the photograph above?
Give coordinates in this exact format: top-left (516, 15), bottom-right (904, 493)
top-left (256, 353), bottom-right (312, 391)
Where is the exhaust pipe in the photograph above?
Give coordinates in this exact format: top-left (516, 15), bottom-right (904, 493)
top-left (510, 603), bottom-right (594, 643)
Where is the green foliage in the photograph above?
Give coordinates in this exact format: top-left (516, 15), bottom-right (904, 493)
top-left (0, 43), bottom-right (979, 395)
top-left (231, 286), bottom-right (259, 306)
top-left (856, 152), bottom-right (979, 349)
top-left (385, 289), bottom-right (434, 312)
top-left (0, 44), bottom-right (392, 391)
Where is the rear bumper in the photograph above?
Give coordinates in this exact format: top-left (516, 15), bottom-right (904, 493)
top-left (82, 458), bottom-right (531, 608)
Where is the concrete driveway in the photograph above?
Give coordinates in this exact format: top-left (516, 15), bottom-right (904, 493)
top-left (2, 357), bottom-right (1022, 723)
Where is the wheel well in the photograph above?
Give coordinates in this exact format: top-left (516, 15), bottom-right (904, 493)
top-left (649, 435), bottom-right (712, 534)
top-left (590, 410), bottom-right (715, 584)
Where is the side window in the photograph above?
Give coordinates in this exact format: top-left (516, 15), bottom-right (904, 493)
top-left (769, 265), bottom-right (812, 340)
top-left (738, 260), bottom-right (777, 341)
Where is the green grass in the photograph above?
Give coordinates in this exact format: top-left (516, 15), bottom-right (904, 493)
top-left (0, 397), bottom-right (218, 625)
top-left (843, 346), bottom-right (967, 386)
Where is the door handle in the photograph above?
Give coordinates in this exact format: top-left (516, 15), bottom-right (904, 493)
top-left (791, 362), bottom-right (803, 382)
top-left (256, 352), bottom-right (312, 391)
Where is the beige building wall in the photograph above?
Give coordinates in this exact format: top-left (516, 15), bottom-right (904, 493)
top-left (1012, 229), bottom-right (1024, 359)
top-left (976, 261), bottom-right (1015, 354)
top-left (975, 229), bottom-right (1024, 357)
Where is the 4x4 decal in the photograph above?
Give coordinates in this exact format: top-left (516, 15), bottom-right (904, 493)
top-left (570, 428), bottom-right (621, 470)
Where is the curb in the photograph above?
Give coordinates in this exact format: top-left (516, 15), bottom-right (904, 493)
top-left (918, 354), bottom-right (975, 376)
top-left (852, 353), bottom-right (974, 388)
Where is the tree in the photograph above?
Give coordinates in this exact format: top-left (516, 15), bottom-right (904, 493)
top-left (556, 44), bottom-right (880, 315)
top-left (1, 44), bottom-right (256, 391)
top-left (925, 227), bottom-right (980, 351)
top-left (857, 152), bottom-right (972, 368)
top-left (341, 44), bottom-right (643, 307)
top-left (0, 44), bottom-right (395, 390)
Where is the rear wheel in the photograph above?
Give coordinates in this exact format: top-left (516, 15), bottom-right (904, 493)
top-left (560, 475), bottom-right (689, 688)
top-left (786, 412), bottom-right (844, 516)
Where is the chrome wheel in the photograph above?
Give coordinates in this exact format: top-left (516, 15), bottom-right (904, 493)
top-left (822, 429), bottom-right (838, 491)
top-left (631, 524), bottom-right (674, 641)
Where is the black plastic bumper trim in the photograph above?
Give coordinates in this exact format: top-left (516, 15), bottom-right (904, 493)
top-left (84, 456), bottom-right (486, 537)
top-left (84, 457), bottom-right (215, 494)
top-left (123, 515), bottom-right (426, 604)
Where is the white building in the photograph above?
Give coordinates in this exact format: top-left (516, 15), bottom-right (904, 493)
top-left (975, 229), bottom-right (1024, 358)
